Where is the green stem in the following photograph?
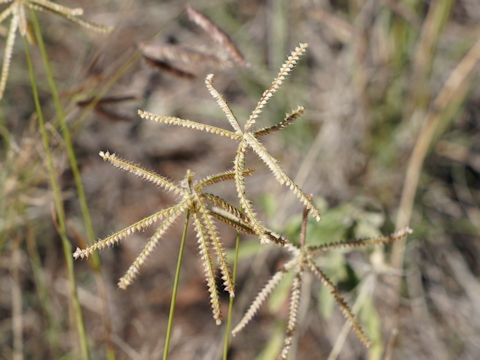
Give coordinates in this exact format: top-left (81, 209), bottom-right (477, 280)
top-left (30, 11), bottom-right (115, 358)
top-left (30, 9), bottom-right (98, 261)
top-left (163, 211), bottom-right (190, 360)
top-left (223, 233), bottom-right (240, 360)
top-left (23, 35), bottom-right (90, 360)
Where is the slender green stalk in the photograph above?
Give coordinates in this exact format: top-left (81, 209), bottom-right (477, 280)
top-left (223, 233), bottom-right (240, 360)
top-left (23, 35), bottom-right (90, 360)
top-left (163, 211), bottom-right (190, 360)
top-left (30, 11), bottom-right (116, 358)
top-left (30, 9), bottom-right (98, 264)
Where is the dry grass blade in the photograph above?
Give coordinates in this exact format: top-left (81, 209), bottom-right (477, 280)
top-left (142, 54), bottom-right (196, 79)
top-left (185, 5), bottom-right (247, 66)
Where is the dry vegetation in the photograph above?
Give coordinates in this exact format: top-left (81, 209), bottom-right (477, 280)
top-left (1, 1), bottom-right (480, 359)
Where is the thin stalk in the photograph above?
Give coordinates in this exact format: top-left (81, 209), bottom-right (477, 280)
top-left (223, 233), bottom-right (240, 360)
top-left (30, 9), bottom-right (98, 265)
top-left (163, 211), bottom-right (190, 360)
top-left (30, 11), bottom-right (115, 358)
top-left (23, 35), bottom-right (90, 360)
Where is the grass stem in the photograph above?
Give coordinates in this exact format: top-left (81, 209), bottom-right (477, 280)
top-left (163, 210), bottom-right (190, 360)
top-left (223, 233), bottom-right (240, 360)
top-left (30, 10), bottom-right (115, 358)
top-left (23, 35), bottom-right (90, 360)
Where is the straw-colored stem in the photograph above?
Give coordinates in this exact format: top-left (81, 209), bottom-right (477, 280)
top-left (223, 232), bottom-right (240, 360)
top-left (23, 35), bottom-right (90, 360)
top-left (163, 211), bottom-right (190, 360)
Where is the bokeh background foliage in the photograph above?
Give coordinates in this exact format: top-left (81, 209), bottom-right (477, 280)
top-left (1, 0), bottom-right (479, 359)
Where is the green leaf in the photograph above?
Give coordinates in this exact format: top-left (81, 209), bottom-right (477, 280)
top-left (226, 239), bottom-right (262, 262)
top-left (358, 295), bottom-right (383, 360)
top-left (256, 323), bottom-right (285, 360)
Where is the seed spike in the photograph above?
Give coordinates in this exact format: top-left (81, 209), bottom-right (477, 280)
top-left (245, 43), bottom-right (308, 131)
top-left (138, 109), bottom-right (242, 141)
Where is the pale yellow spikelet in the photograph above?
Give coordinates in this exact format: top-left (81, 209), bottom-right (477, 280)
top-left (244, 133), bottom-right (321, 221)
top-left (0, 6), bottom-right (17, 99)
top-left (138, 109), bottom-right (242, 141)
top-left (192, 211), bottom-right (222, 325)
top-left (31, 0), bottom-right (83, 16)
top-left (233, 140), bottom-right (271, 243)
top-left (280, 271), bottom-right (303, 359)
top-left (307, 259), bottom-right (371, 348)
top-left (195, 194), bottom-right (234, 297)
top-left (205, 73), bottom-right (242, 133)
top-left (99, 151), bottom-right (186, 197)
top-left (245, 43), bottom-right (308, 130)
top-left (254, 106), bottom-right (305, 138)
top-left (309, 227), bottom-right (413, 254)
top-left (232, 258), bottom-right (297, 336)
top-left (73, 203), bottom-right (186, 260)
top-left (195, 168), bottom-right (254, 190)
top-left (118, 205), bottom-right (187, 289)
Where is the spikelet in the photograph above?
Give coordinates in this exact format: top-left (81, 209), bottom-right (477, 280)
top-left (99, 151), bottom-right (186, 197)
top-left (195, 168), bottom-right (254, 189)
top-left (29, 0), bottom-right (83, 16)
top-left (0, 5), bottom-right (17, 99)
top-left (73, 203), bottom-right (186, 260)
top-left (244, 132), bottom-right (321, 221)
top-left (308, 227), bottom-right (413, 254)
top-left (208, 207), bottom-right (257, 236)
top-left (254, 106), bottom-right (305, 138)
top-left (280, 271), bottom-right (303, 359)
top-left (205, 74), bottom-right (242, 133)
top-left (192, 211), bottom-right (222, 324)
top-left (138, 109), bottom-right (242, 141)
top-left (232, 264), bottom-right (292, 336)
top-left (233, 140), bottom-right (271, 244)
top-left (194, 191), bottom-right (234, 297)
top-left (26, 3), bottom-right (112, 33)
top-left (245, 43), bottom-right (308, 130)
top-left (307, 259), bottom-right (371, 348)
top-left (118, 203), bottom-right (187, 289)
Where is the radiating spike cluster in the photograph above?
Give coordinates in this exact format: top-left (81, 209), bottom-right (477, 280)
top-left (244, 132), bottom-right (321, 221)
top-left (193, 211), bottom-right (222, 325)
top-left (73, 204), bottom-right (185, 259)
top-left (245, 43), bottom-right (308, 130)
top-left (254, 106), bottom-right (305, 138)
top-left (309, 227), bottom-right (413, 254)
top-left (205, 73), bottom-right (242, 133)
top-left (280, 271), bottom-right (303, 359)
top-left (118, 203), bottom-right (187, 289)
top-left (138, 109), bottom-right (242, 141)
top-left (99, 151), bottom-right (186, 197)
top-left (0, 0), bottom-right (112, 99)
top-left (307, 259), bottom-right (371, 347)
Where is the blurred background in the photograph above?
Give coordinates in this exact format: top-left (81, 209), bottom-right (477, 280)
top-left (1, 0), bottom-right (479, 359)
